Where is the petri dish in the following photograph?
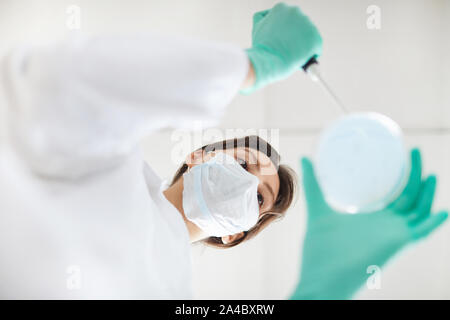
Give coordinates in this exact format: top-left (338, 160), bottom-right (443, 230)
top-left (315, 112), bottom-right (409, 213)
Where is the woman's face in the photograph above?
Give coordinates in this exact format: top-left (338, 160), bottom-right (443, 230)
top-left (186, 147), bottom-right (280, 215)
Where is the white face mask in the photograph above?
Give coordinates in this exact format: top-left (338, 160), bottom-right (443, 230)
top-left (182, 152), bottom-right (260, 237)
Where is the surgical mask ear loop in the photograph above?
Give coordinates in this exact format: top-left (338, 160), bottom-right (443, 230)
top-left (303, 57), bottom-right (349, 115)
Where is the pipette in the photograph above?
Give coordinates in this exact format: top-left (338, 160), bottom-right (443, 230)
top-left (303, 57), bottom-right (348, 114)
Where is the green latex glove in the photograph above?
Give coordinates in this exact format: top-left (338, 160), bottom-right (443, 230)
top-left (291, 149), bottom-right (448, 300)
top-left (241, 2), bottom-right (323, 94)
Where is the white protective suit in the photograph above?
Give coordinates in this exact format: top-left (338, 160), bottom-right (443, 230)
top-left (0, 33), bottom-right (249, 299)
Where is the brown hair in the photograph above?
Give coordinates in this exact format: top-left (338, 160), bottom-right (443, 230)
top-left (170, 135), bottom-right (297, 249)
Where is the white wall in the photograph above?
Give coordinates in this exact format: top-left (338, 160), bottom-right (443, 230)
top-left (1, 0), bottom-right (449, 299)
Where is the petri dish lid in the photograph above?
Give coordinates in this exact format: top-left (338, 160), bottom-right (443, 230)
top-left (315, 112), bottom-right (409, 213)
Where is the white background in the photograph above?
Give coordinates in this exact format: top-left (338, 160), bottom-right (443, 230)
top-left (0, 0), bottom-right (449, 299)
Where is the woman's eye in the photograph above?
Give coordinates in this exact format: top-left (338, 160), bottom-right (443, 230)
top-left (257, 193), bottom-right (264, 207)
top-left (237, 158), bottom-right (248, 170)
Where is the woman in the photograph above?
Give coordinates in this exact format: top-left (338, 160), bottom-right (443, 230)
top-left (0, 3), bottom-right (318, 298)
top-left (165, 135), bottom-right (296, 247)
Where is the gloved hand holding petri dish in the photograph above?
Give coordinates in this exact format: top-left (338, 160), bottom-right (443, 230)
top-left (315, 112), bottom-right (410, 213)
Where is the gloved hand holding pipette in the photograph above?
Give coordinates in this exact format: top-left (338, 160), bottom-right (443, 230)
top-left (241, 2), bottom-right (323, 94)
